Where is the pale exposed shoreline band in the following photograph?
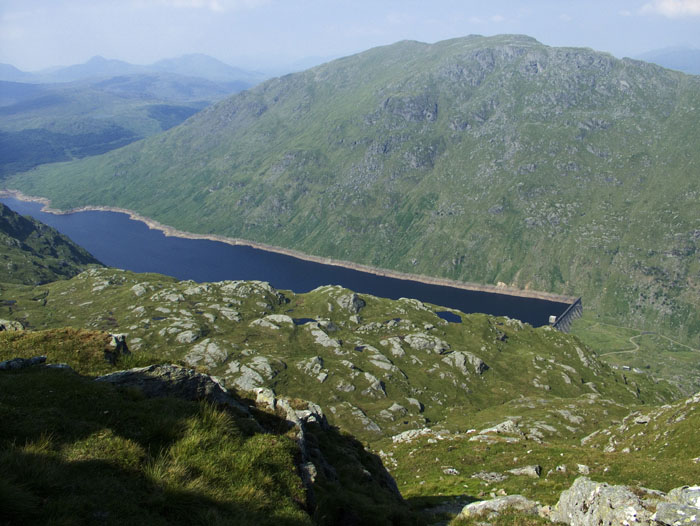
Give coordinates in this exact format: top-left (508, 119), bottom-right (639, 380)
top-left (1, 189), bottom-right (577, 305)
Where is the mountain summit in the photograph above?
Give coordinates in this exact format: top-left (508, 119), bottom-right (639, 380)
top-left (6, 35), bottom-right (700, 343)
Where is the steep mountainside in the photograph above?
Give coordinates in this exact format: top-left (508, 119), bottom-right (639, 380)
top-left (5, 35), bottom-right (700, 343)
top-left (0, 202), bottom-right (101, 284)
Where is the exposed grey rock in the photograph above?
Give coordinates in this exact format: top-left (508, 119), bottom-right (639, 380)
top-left (388, 403), bottom-right (407, 415)
top-left (404, 333), bottom-right (450, 354)
top-left (336, 292), bottom-right (366, 314)
top-left (95, 364), bottom-right (248, 413)
top-left (226, 356), bottom-right (278, 392)
top-left (335, 380), bottom-right (356, 392)
top-left (392, 428), bottom-right (433, 444)
top-left (458, 495), bottom-right (539, 519)
top-left (442, 350), bottom-right (489, 375)
top-left (308, 327), bottom-right (341, 349)
top-left (183, 284), bottom-right (210, 296)
top-left (667, 486), bottom-right (700, 508)
top-left (551, 477), bottom-right (655, 525)
top-left (297, 356), bottom-right (326, 380)
top-left (470, 471), bottom-right (508, 483)
top-left (184, 338), bottom-right (228, 368)
top-left (507, 465), bottom-right (541, 478)
top-left (346, 404), bottom-right (382, 433)
top-left (380, 337), bottom-right (406, 357)
top-left (479, 419), bottom-right (523, 436)
top-left (653, 501), bottom-right (700, 525)
top-left (362, 371), bottom-right (387, 397)
top-left (0, 355), bottom-right (46, 370)
top-left (175, 330), bottom-right (199, 344)
top-left (0, 319), bottom-right (23, 331)
top-left (130, 283), bottom-right (147, 296)
top-left (406, 397), bottom-right (424, 412)
top-left (254, 387), bottom-right (276, 410)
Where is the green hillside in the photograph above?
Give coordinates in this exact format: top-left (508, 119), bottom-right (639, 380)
top-left (5, 35), bottom-right (700, 344)
top-left (0, 202), bottom-right (101, 284)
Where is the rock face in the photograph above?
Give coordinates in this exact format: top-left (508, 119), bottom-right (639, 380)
top-left (551, 477), bottom-right (700, 526)
top-left (95, 364), bottom-right (249, 414)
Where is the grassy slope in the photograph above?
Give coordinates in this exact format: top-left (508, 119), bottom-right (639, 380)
top-left (5, 35), bottom-right (699, 345)
top-left (0, 269), bottom-right (694, 524)
top-left (0, 201), bottom-right (101, 285)
top-left (0, 328), bottom-right (419, 526)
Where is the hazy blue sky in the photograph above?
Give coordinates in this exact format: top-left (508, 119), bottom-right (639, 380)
top-left (1, 0), bottom-right (700, 71)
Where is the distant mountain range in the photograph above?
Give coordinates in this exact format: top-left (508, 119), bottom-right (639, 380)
top-left (0, 72), bottom-right (249, 177)
top-left (0, 55), bottom-right (266, 176)
top-left (0, 53), bottom-right (267, 85)
top-left (4, 35), bottom-right (700, 345)
top-left (635, 46), bottom-right (700, 75)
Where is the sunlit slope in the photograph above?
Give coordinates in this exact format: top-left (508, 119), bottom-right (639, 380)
top-left (7, 34), bottom-right (700, 343)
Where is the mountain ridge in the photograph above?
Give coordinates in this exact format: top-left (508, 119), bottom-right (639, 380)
top-left (0, 53), bottom-right (266, 85)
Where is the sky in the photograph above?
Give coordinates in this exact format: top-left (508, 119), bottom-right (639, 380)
top-left (1, 0), bottom-right (700, 72)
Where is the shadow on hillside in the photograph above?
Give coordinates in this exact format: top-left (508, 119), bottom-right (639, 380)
top-left (0, 449), bottom-right (311, 526)
top-left (0, 366), bottom-right (311, 526)
top-left (0, 365), bottom-right (420, 526)
top-left (405, 494), bottom-right (479, 523)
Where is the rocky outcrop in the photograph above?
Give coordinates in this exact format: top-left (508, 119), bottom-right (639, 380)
top-left (0, 319), bottom-right (24, 332)
top-left (95, 364), bottom-right (249, 414)
top-left (336, 292), bottom-right (366, 314)
top-left (442, 350), bottom-right (489, 375)
top-left (184, 338), bottom-right (228, 368)
top-left (404, 333), bottom-right (450, 354)
top-left (551, 477), bottom-right (700, 526)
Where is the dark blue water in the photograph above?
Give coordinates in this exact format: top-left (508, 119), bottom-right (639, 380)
top-left (436, 311), bottom-right (462, 323)
top-left (1, 197), bottom-right (570, 326)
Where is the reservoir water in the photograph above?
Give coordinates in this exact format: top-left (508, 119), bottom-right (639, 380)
top-left (2, 197), bottom-right (570, 326)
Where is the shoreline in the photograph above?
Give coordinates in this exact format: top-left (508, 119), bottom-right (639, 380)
top-left (1, 189), bottom-right (577, 305)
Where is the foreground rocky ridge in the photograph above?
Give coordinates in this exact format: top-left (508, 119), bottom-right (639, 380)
top-left (0, 354), bottom-right (416, 525)
top-left (2, 346), bottom-right (698, 525)
top-left (0, 267), bottom-right (676, 443)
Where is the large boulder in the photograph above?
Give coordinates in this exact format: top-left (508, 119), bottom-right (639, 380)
top-left (336, 292), bottom-right (366, 314)
top-left (551, 477), bottom-right (657, 525)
